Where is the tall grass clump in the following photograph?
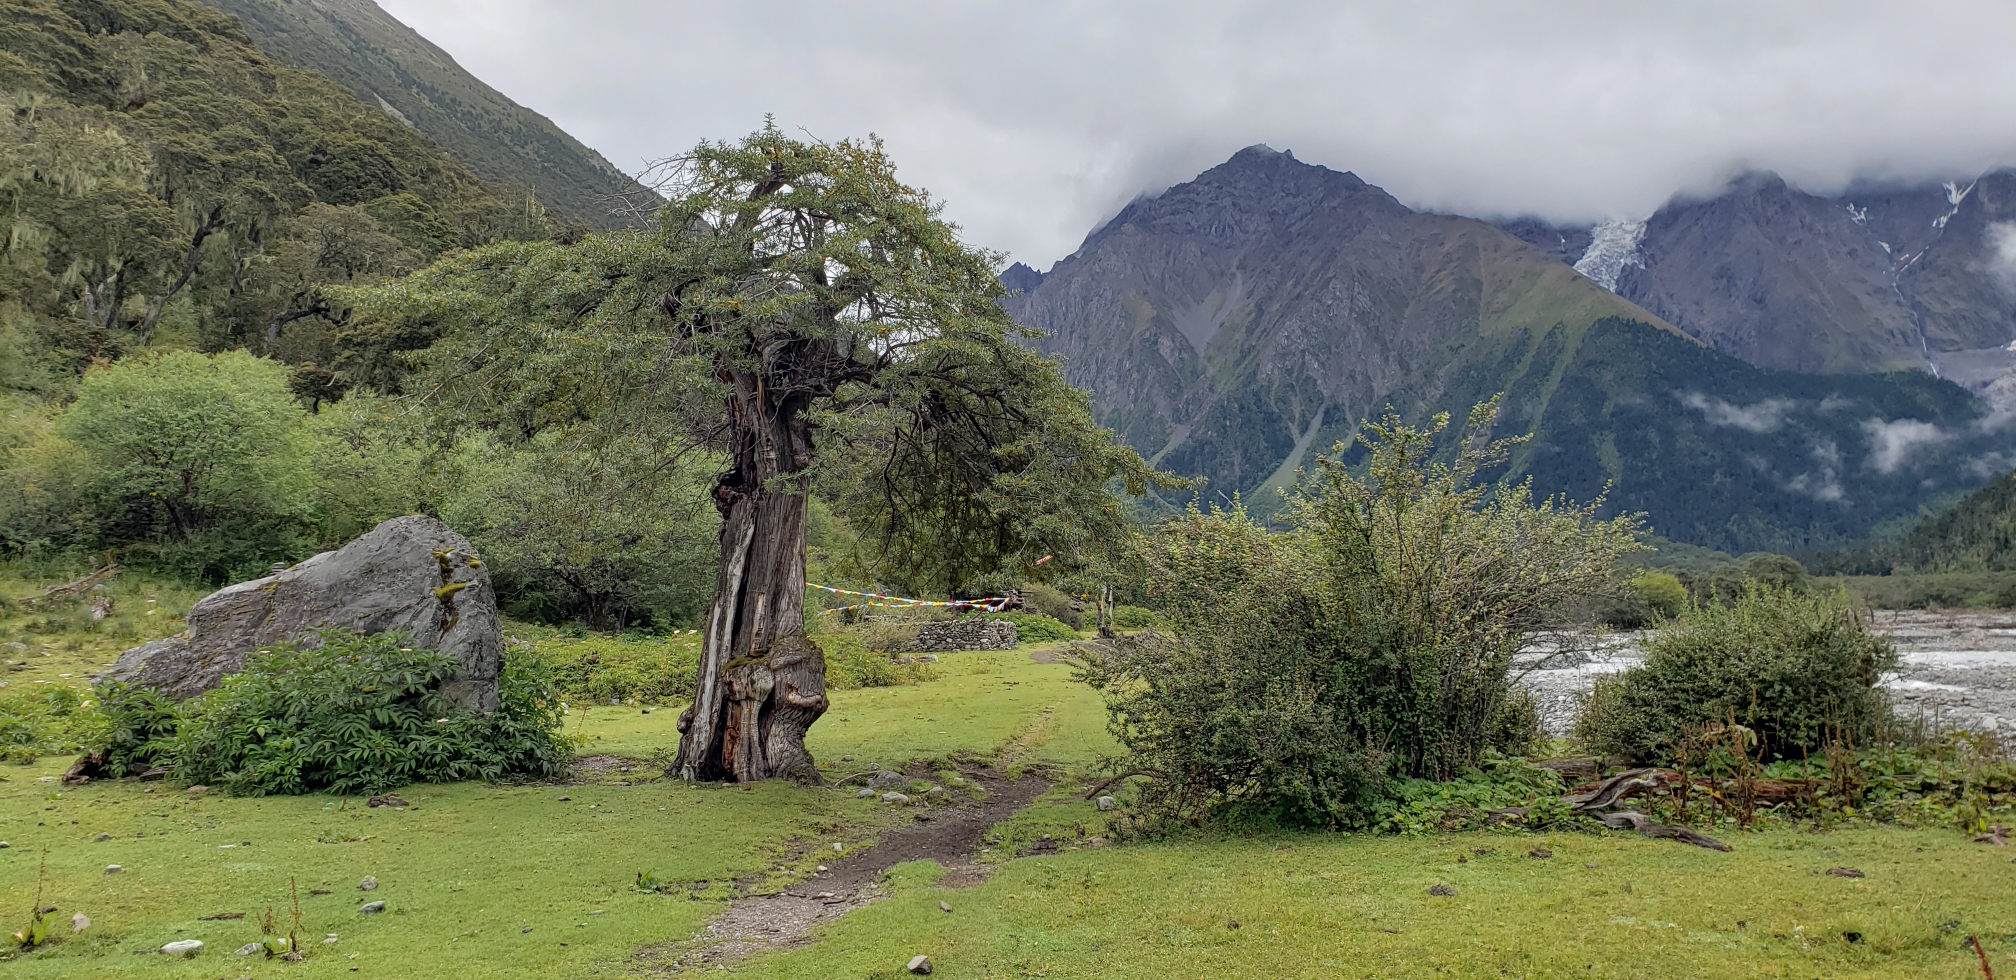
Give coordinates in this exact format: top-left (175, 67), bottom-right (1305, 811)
top-left (123, 629), bottom-right (571, 795)
top-left (1577, 586), bottom-right (1898, 763)
top-left (1080, 400), bottom-right (1642, 830)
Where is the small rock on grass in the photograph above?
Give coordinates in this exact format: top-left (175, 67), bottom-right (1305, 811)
top-left (857, 788), bottom-right (875, 798)
top-left (94, 832), bottom-right (110, 841)
top-left (359, 900), bottom-right (386, 914)
top-left (1826, 867), bottom-right (1865, 878)
top-left (236, 942), bottom-right (263, 956)
top-left (1527, 848), bottom-right (1552, 859)
top-left (1096, 795), bottom-right (1116, 811)
top-left (881, 792), bottom-right (910, 805)
top-left (358, 876), bottom-right (378, 891)
top-left (939, 901), bottom-right (952, 913)
top-left (160, 939), bottom-right (203, 955)
top-left (907, 954), bottom-right (933, 974)
top-left (104, 864), bottom-right (122, 874)
top-left (1428, 884), bottom-right (1456, 897)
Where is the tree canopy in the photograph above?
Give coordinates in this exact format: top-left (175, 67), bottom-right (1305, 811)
top-left (352, 125), bottom-right (1170, 595)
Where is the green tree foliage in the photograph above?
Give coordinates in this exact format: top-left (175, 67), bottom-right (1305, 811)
top-left (165, 629), bottom-right (569, 795)
top-left (0, 352), bottom-right (419, 578)
top-left (1877, 469), bottom-right (2016, 574)
top-left (1078, 402), bottom-right (1642, 829)
top-left (0, 0), bottom-right (544, 373)
top-left (59, 350), bottom-right (308, 539)
top-left (1576, 586), bottom-right (1898, 763)
top-left (347, 125), bottom-right (1172, 782)
top-left (435, 431), bottom-right (718, 631)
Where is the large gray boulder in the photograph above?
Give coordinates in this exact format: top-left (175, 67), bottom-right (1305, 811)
top-left (104, 516), bottom-right (502, 712)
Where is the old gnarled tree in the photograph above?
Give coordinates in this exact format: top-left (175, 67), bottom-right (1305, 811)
top-left (353, 126), bottom-right (1166, 783)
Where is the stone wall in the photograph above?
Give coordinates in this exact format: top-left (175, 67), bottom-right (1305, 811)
top-left (911, 619), bottom-right (1018, 651)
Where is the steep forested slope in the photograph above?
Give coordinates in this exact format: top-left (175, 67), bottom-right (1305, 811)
top-left (193, 0), bottom-right (655, 229)
top-left (0, 0), bottom-right (551, 390)
top-left (1881, 472), bottom-right (2016, 573)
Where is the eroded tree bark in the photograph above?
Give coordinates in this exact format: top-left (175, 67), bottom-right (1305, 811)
top-left (674, 357), bottom-right (831, 783)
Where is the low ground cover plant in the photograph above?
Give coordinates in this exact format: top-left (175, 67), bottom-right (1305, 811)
top-left (89, 629), bottom-right (570, 795)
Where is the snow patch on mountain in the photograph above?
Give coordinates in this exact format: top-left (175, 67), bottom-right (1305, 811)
top-left (1571, 218), bottom-right (1647, 292)
top-left (1933, 180), bottom-right (1976, 230)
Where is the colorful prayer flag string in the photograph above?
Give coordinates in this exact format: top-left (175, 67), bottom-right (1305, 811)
top-left (806, 582), bottom-right (1011, 615)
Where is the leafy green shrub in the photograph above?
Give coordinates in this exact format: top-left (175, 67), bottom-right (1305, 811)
top-left (1376, 755), bottom-right (1571, 833)
top-left (169, 630), bottom-right (569, 795)
top-left (992, 610), bottom-right (1074, 643)
top-left (1631, 572), bottom-right (1689, 618)
top-left (1111, 605), bottom-right (1162, 629)
top-left (1019, 583), bottom-right (1083, 630)
top-left (1487, 689), bottom-right (1545, 757)
top-left (78, 681), bottom-right (180, 777)
top-left (1576, 587), bottom-right (1897, 763)
top-left (1597, 570), bottom-right (1692, 629)
top-left (1081, 403), bottom-right (1642, 830)
top-left (56, 351), bottom-right (318, 582)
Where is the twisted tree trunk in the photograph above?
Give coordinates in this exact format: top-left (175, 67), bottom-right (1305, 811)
top-left (674, 363), bottom-right (829, 783)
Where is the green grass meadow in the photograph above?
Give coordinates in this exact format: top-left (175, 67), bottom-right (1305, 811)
top-left (2, 587), bottom-right (2012, 979)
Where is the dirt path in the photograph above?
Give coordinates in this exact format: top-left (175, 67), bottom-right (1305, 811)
top-left (648, 763), bottom-right (1050, 971)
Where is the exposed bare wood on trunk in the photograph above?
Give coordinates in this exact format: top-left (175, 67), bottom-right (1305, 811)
top-left (675, 356), bottom-right (832, 782)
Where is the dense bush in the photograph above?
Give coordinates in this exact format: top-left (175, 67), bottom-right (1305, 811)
top-left (991, 610), bottom-right (1075, 643)
top-left (1576, 586), bottom-right (1898, 763)
top-left (1111, 605), bottom-right (1163, 629)
top-left (78, 682), bottom-right (180, 777)
top-left (1822, 572), bottom-right (2016, 610)
top-left (1595, 570), bottom-right (1691, 628)
top-left (159, 630), bottom-right (569, 795)
top-left (1080, 404), bottom-right (1642, 829)
top-left (1019, 583), bottom-right (1083, 630)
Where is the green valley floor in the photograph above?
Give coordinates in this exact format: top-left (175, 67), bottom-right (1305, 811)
top-left (3, 638), bottom-right (2013, 979)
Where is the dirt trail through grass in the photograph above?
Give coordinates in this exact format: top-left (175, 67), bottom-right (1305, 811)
top-left (655, 764), bottom-right (1050, 970)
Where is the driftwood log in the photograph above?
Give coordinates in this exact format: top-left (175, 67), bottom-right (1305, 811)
top-left (1562, 768), bottom-right (1734, 850)
top-left (23, 564), bottom-right (120, 605)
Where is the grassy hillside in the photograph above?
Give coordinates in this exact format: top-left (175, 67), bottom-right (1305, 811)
top-left (195, 0), bottom-right (657, 230)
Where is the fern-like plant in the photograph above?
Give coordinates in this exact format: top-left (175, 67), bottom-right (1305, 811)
top-left (169, 629), bottom-right (570, 795)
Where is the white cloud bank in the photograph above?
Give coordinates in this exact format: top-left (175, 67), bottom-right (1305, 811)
top-left (1862, 418), bottom-right (1954, 474)
top-left (380, 0), bottom-right (2016, 265)
top-left (1680, 393), bottom-right (1797, 433)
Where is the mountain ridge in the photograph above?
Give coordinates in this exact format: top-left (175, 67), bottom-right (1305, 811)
top-left (192, 0), bottom-right (657, 230)
top-left (1006, 148), bottom-right (2011, 554)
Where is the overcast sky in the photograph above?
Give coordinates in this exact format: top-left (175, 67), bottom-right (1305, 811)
top-left (378, 0), bottom-right (2016, 267)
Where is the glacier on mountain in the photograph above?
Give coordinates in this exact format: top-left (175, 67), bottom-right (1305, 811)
top-left (1572, 218), bottom-right (1647, 292)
